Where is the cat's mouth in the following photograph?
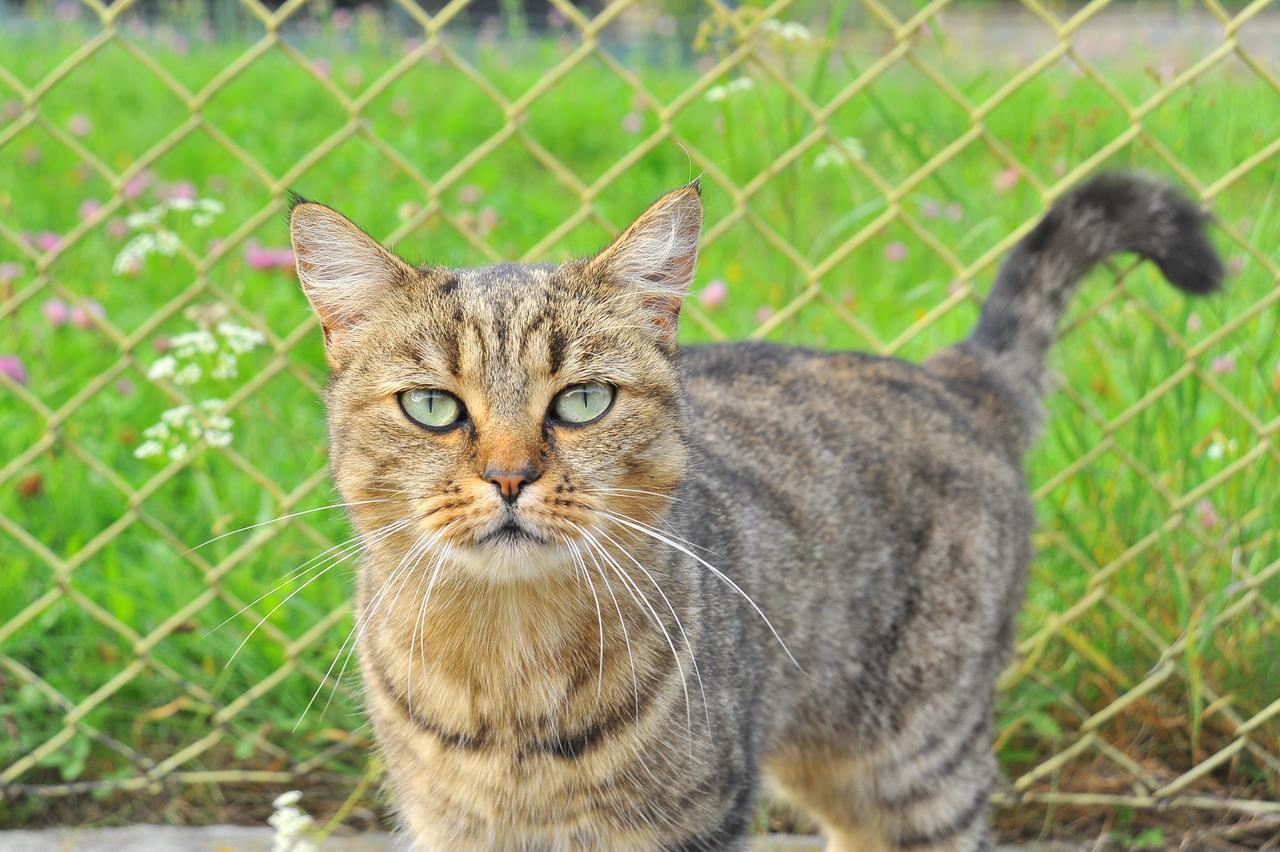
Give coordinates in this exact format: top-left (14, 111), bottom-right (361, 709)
top-left (474, 518), bottom-right (548, 548)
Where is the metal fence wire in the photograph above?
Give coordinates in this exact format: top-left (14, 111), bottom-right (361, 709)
top-left (1, 0), bottom-right (1279, 833)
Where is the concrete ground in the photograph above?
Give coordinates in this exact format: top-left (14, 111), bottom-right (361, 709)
top-left (0, 826), bottom-right (1084, 851)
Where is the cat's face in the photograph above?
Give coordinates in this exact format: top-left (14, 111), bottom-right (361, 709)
top-left (289, 185), bottom-right (701, 581)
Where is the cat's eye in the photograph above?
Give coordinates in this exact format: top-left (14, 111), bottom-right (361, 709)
top-left (551, 382), bottom-right (615, 425)
top-left (399, 389), bottom-right (464, 430)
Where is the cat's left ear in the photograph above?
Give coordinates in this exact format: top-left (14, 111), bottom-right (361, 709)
top-left (588, 182), bottom-right (703, 348)
top-left (288, 199), bottom-right (415, 361)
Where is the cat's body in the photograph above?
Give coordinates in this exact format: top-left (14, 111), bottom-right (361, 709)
top-left (289, 174), bottom-right (1222, 851)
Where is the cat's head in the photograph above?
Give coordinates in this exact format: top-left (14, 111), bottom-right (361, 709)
top-left (288, 184), bottom-right (702, 581)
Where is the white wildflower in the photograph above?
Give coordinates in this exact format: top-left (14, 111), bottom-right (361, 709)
top-left (171, 330), bottom-right (218, 358)
top-left (269, 790), bottom-right (316, 852)
top-left (113, 234), bottom-right (153, 275)
top-left (142, 422), bottom-right (170, 441)
top-left (161, 405), bottom-right (192, 426)
top-left (167, 197), bottom-right (196, 211)
top-left (147, 355), bottom-right (177, 380)
top-left (192, 213), bottom-right (214, 227)
top-left (273, 790), bottom-right (303, 809)
top-left (155, 229), bottom-right (180, 255)
top-left (761, 19), bottom-right (812, 43)
top-left (211, 351), bottom-right (237, 379)
top-left (217, 321), bottom-right (267, 354)
top-left (198, 199), bottom-right (225, 215)
top-left (814, 137), bottom-right (867, 171)
top-left (174, 363), bottom-right (202, 385)
top-left (205, 429), bottom-right (232, 447)
top-left (125, 207), bottom-right (164, 229)
top-left (167, 442), bottom-right (189, 461)
top-left (705, 76), bottom-right (754, 102)
top-left (133, 440), bottom-right (163, 459)
top-left (1206, 442), bottom-right (1224, 460)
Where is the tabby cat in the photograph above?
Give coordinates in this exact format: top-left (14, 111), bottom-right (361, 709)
top-left (287, 173), bottom-right (1222, 851)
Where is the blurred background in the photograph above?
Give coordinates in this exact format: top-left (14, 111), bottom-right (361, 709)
top-left (1, 0), bottom-right (1278, 847)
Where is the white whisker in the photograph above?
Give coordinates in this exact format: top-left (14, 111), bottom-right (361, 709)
top-left (187, 497), bottom-right (411, 553)
top-left (599, 509), bottom-right (803, 672)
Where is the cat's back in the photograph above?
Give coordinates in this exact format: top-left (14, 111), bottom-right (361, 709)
top-left (678, 340), bottom-right (1023, 480)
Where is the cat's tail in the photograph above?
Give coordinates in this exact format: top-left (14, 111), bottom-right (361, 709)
top-left (965, 172), bottom-right (1223, 406)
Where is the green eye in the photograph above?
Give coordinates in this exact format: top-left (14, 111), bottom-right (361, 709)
top-left (400, 389), bottom-right (464, 430)
top-left (552, 382), bottom-right (614, 425)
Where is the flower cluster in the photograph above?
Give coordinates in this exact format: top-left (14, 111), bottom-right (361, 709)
top-left (760, 19), bottom-right (812, 43)
top-left (112, 197), bottom-right (224, 275)
top-left (268, 790), bottom-right (318, 852)
top-left (705, 76), bottom-right (754, 102)
top-left (814, 137), bottom-right (866, 170)
top-left (133, 400), bottom-right (233, 461)
top-left (146, 321), bottom-right (266, 386)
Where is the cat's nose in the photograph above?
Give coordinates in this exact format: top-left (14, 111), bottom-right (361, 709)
top-left (485, 467), bottom-right (539, 505)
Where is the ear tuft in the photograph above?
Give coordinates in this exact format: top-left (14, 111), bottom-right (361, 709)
top-left (589, 184), bottom-right (703, 347)
top-left (288, 202), bottom-right (413, 355)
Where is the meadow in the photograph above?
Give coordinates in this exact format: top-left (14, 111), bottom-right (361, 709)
top-left (1, 3), bottom-right (1278, 842)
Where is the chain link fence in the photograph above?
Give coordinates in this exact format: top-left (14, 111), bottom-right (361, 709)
top-left (1, 0), bottom-right (1278, 838)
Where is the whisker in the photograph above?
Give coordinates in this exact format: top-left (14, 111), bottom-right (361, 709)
top-left (599, 509), bottom-right (803, 672)
top-left (187, 497), bottom-right (412, 554)
top-left (578, 535), bottom-right (641, 721)
top-left (295, 525), bottom-right (443, 729)
top-left (222, 518), bottom-right (413, 667)
top-left (204, 517), bottom-right (409, 638)
top-left (571, 522), bottom-right (693, 744)
top-left (406, 540), bottom-right (454, 723)
top-left (566, 538), bottom-right (606, 702)
top-left (593, 524), bottom-right (712, 740)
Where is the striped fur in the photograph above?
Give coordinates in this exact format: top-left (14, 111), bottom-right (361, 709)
top-left (288, 175), bottom-right (1221, 850)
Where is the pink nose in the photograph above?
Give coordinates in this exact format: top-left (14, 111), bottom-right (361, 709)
top-left (486, 468), bottom-right (537, 504)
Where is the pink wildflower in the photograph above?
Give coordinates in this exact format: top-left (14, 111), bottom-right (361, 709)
top-left (476, 207), bottom-right (500, 234)
top-left (621, 112), bottom-right (643, 134)
top-left (945, 203), bottom-right (964, 221)
top-left (754, 306), bottom-right (775, 324)
top-left (0, 355), bottom-right (28, 385)
top-left (79, 198), bottom-right (102, 220)
top-left (458, 185), bottom-right (483, 204)
top-left (993, 168), bottom-right (1020, 194)
top-left (116, 378), bottom-right (135, 396)
top-left (697, 279), bottom-right (728, 309)
top-left (0, 262), bottom-right (22, 284)
top-left (920, 199), bottom-right (941, 220)
top-left (1195, 498), bottom-right (1219, 530)
top-left (107, 218), bottom-right (128, 239)
top-left (884, 242), bottom-right (908, 263)
top-left (1186, 313), bottom-right (1202, 334)
top-left (123, 171), bottom-right (153, 200)
top-left (70, 299), bottom-right (106, 329)
top-left (245, 242), bottom-right (296, 272)
top-left (32, 232), bottom-right (61, 252)
top-left (313, 59), bottom-right (331, 78)
top-left (42, 298), bottom-right (71, 327)
top-left (158, 181), bottom-right (196, 201)
top-left (1210, 354), bottom-right (1236, 375)
top-left (68, 114), bottom-right (92, 136)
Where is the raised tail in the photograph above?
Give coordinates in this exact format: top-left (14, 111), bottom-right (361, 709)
top-left (968, 172), bottom-right (1224, 401)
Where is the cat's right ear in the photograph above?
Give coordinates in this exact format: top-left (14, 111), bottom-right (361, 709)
top-left (587, 182), bottom-right (703, 350)
top-left (288, 199), bottom-right (414, 362)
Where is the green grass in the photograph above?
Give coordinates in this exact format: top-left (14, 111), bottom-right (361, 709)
top-left (1, 6), bottom-right (1278, 832)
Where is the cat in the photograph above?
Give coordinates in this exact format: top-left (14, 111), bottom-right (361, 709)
top-left (287, 172), bottom-right (1222, 851)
